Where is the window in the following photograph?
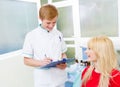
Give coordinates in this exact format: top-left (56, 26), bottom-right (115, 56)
top-left (40, 0), bottom-right (120, 60)
top-left (0, 0), bottom-right (40, 58)
top-left (79, 0), bottom-right (118, 37)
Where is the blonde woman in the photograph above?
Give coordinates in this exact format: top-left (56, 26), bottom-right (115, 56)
top-left (81, 36), bottom-right (120, 87)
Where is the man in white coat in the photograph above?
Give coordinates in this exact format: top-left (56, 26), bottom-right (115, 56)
top-left (22, 4), bottom-right (67, 87)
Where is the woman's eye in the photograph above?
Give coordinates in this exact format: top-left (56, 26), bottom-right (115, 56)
top-left (88, 48), bottom-right (91, 50)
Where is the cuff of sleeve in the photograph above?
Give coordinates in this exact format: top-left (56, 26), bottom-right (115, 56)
top-left (22, 53), bottom-right (33, 58)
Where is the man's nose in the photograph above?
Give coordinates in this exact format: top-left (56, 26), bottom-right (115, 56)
top-left (50, 23), bottom-right (54, 27)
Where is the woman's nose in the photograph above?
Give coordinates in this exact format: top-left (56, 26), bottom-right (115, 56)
top-left (85, 49), bottom-right (88, 54)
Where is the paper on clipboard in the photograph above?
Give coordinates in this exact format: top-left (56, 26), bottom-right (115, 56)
top-left (41, 58), bottom-right (75, 68)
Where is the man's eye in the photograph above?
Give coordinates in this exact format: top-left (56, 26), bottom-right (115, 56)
top-left (53, 22), bottom-right (56, 24)
top-left (47, 23), bottom-right (50, 24)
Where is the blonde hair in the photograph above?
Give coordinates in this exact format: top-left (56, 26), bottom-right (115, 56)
top-left (39, 4), bottom-right (58, 20)
top-left (82, 36), bottom-right (118, 87)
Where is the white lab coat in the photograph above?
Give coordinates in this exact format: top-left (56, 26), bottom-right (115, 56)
top-left (23, 26), bottom-right (67, 87)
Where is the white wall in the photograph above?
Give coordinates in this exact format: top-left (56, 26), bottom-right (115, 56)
top-left (0, 55), bottom-right (34, 87)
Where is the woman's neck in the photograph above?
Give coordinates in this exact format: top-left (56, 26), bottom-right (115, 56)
top-left (93, 62), bottom-right (100, 73)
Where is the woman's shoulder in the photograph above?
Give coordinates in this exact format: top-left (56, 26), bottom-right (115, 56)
top-left (112, 69), bottom-right (120, 74)
top-left (109, 69), bottom-right (120, 86)
top-left (110, 69), bottom-right (120, 81)
top-left (111, 69), bottom-right (120, 77)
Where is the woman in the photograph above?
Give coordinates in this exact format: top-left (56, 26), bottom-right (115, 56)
top-left (81, 36), bottom-right (120, 87)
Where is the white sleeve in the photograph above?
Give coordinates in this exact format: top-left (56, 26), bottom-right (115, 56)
top-left (61, 40), bottom-right (67, 53)
top-left (22, 33), bottom-right (33, 58)
top-left (61, 34), bottom-right (67, 53)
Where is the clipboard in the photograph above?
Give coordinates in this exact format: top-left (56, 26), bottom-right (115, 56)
top-left (41, 58), bottom-right (75, 68)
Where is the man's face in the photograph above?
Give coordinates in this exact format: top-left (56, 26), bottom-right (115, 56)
top-left (41, 16), bottom-right (57, 32)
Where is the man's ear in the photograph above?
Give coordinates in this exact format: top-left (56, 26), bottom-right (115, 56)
top-left (39, 16), bottom-right (43, 21)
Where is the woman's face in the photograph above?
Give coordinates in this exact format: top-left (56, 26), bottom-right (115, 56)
top-left (85, 48), bottom-right (97, 62)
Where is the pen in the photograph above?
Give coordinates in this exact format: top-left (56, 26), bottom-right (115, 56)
top-left (45, 54), bottom-right (47, 57)
top-left (44, 54), bottom-right (52, 61)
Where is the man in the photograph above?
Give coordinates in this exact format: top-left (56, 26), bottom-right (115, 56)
top-left (22, 4), bottom-right (67, 87)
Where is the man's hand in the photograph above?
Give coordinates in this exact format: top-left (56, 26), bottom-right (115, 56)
top-left (56, 63), bottom-right (67, 70)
